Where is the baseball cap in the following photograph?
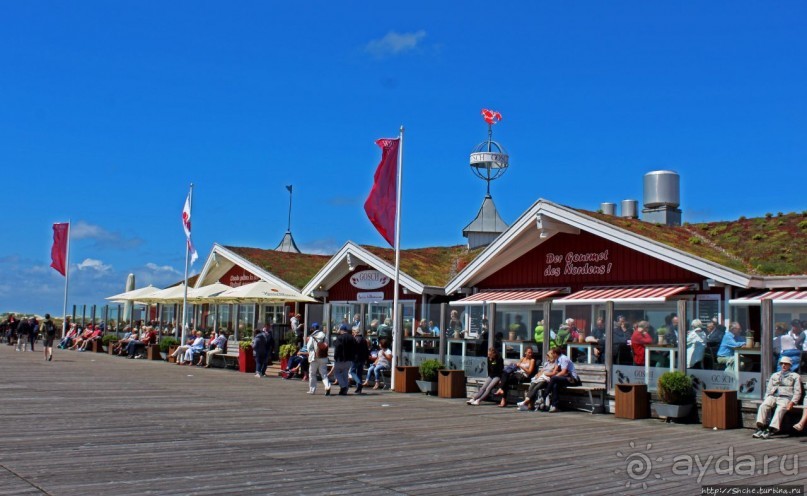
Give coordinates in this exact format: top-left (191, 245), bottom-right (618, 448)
top-left (311, 323), bottom-right (319, 330)
top-left (779, 356), bottom-right (792, 365)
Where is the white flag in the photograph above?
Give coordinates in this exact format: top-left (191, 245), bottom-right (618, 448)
top-left (182, 193), bottom-right (198, 264)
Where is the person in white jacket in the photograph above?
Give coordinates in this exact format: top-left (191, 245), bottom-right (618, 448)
top-left (306, 324), bottom-right (332, 395)
top-left (686, 319), bottom-right (706, 368)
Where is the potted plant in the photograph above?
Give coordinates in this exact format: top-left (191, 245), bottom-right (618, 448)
top-left (101, 334), bottom-right (118, 353)
top-left (159, 336), bottom-right (180, 362)
top-left (656, 327), bottom-right (668, 345)
top-left (279, 343), bottom-right (297, 371)
top-left (416, 359), bottom-right (444, 395)
top-left (238, 340), bottom-right (255, 373)
top-left (655, 371), bottom-right (695, 421)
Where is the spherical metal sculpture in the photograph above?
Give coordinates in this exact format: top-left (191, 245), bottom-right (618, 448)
top-left (470, 109), bottom-right (509, 195)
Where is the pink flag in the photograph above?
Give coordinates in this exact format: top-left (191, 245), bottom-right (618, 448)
top-left (182, 193), bottom-right (198, 264)
top-left (50, 223), bottom-right (69, 276)
top-left (364, 138), bottom-right (399, 247)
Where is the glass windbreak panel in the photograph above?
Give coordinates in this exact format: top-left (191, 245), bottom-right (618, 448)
top-left (442, 305), bottom-right (485, 377)
top-left (772, 302), bottom-right (806, 374)
top-left (719, 306), bottom-right (763, 400)
top-left (609, 302), bottom-right (686, 392)
top-left (160, 305), bottom-right (176, 329)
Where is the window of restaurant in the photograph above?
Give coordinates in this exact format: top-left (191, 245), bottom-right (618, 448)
top-left (262, 305), bottom-right (286, 325)
top-left (160, 305), bottom-right (176, 329)
top-left (217, 304), bottom-right (232, 331)
top-left (600, 301), bottom-right (694, 392)
top-left (237, 304), bottom-right (256, 338)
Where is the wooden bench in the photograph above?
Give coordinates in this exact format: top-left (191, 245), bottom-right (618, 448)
top-left (558, 364), bottom-right (607, 414)
top-left (207, 339), bottom-right (240, 369)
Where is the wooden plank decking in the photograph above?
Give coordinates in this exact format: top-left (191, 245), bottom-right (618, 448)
top-left (0, 345), bottom-right (806, 495)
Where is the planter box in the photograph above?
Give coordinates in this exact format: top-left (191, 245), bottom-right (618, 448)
top-left (239, 347), bottom-right (256, 373)
top-left (167, 345), bottom-right (178, 363)
top-left (107, 341), bottom-right (119, 355)
top-left (280, 357), bottom-right (289, 371)
top-left (655, 402), bottom-right (693, 420)
top-left (393, 366), bottom-right (419, 393)
top-left (415, 380), bottom-right (438, 395)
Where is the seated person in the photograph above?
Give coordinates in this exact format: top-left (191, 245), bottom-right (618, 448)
top-left (686, 319), bottom-right (706, 368)
top-left (125, 326), bottom-right (157, 358)
top-left (58, 325), bottom-right (79, 349)
top-left (546, 347), bottom-right (580, 413)
top-left (202, 332), bottom-right (228, 367)
top-left (429, 320), bottom-right (440, 336)
top-left (416, 319), bottom-right (430, 335)
top-left (753, 356), bottom-right (802, 439)
top-left (517, 349), bottom-right (559, 411)
top-left (589, 318), bottom-right (607, 363)
top-left (496, 347), bottom-right (536, 407)
top-left (284, 349), bottom-right (309, 379)
top-left (717, 323), bottom-right (747, 371)
top-left (78, 327), bottom-right (103, 351)
top-left (172, 331), bottom-right (202, 364)
top-left (362, 338), bottom-right (392, 390)
top-left (182, 332), bottom-right (206, 364)
top-left (69, 326), bottom-right (95, 350)
top-left (467, 348), bottom-right (504, 406)
top-left (113, 329), bottom-right (134, 355)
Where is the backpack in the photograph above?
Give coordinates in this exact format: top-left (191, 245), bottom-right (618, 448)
top-left (317, 340), bottom-right (329, 359)
top-left (44, 321), bottom-right (56, 336)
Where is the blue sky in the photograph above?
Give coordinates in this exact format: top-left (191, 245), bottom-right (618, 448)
top-left (2, 1), bottom-right (805, 315)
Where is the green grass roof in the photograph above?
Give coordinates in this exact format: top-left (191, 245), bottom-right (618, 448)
top-left (584, 210), bottom-right (807, 276)
top-left (224, 247), bottom-right (331, 289)
top-left (361, 245), bottom-right (483, 287)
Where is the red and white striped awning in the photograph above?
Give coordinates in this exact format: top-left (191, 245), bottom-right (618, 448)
top-left (450, 288), bottom-right (566, 306)
top-left (729, 290), bottom-right (807, 306)
top-left (553, 285), bottom-right (693, 305)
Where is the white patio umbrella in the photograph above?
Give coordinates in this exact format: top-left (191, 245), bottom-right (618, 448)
top-left (137, 284), bottom-right (189, 304)
top-left (105, 285), bottom-right (160, 303)
top-left (187, 282), bottom-right (231, 302)
top-left (210, 280), bottom-right (317, 303)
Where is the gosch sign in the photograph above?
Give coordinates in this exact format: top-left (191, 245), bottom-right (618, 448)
top-left (350, 270), bottom-right (389, 290)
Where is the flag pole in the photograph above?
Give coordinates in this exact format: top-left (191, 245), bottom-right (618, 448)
top-left (181, 183), bottom-right (193, 344)
top-left (287, 185), bottom-right (293, 232)
top-left (62, 220), bottom-right (71, 338)
top-left (390, 126), bottom-right (404, 390)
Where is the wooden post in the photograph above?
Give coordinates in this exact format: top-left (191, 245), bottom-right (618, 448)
top-left (438, 303), bottom-right (446, 364)
top-left (542, 301), bottom-right (552, 355)
top-left (605, 301), bottom-right (614, 392)
top-left (677, 299), bottom-right (688, 372)
top-left (760, 299), bottom-right (773, 387)
top-left (487, 303), bottom-right (496, 351)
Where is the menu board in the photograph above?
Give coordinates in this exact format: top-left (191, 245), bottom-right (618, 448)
top-left (468, 306), bottom-right (484, 338)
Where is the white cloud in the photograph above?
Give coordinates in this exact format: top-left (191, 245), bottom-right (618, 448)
top-left (70, 221), bottom-right (143, 249)
top-left (365, 30), bottom-right (426, 58)
top-left (77, 258), bottom-right (112, 274)
top-left (145, 262), bottom-right (181, 275)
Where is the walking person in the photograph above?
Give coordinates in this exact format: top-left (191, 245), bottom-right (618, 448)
top-left (42, 314), bottom-right (57, 361)
top-left (333, 325), bottom-right (356, 395)
top-left (305, 324), bottom-right (331, 395)
top-left (28, 317), bottom-right (38, 352)
top-left (16, 317), bottom-right (32, 352)
top-left (350, 328), bottom-right (370, 394)
top-left (252, 325), bottom-right (268, 377)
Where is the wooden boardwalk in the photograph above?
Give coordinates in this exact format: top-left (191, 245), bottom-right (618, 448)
top-left (1, 345), bottom-right (806, 496)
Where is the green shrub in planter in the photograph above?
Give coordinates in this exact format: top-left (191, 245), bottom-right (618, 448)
top-left (418, 359), bottom-right (444, 382)
top-left (279, 344), bottom-right (298, 359)
top-left (101, 334), bottom-right (119, 346)
top-left (239, 340), bottom-right (253, 350)
top-left (159, 336), bottom-right (180, 353)
top-left (657, 371), bottom-right (694, 405)
top-left (284, 330), bottom-right (297, 343)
